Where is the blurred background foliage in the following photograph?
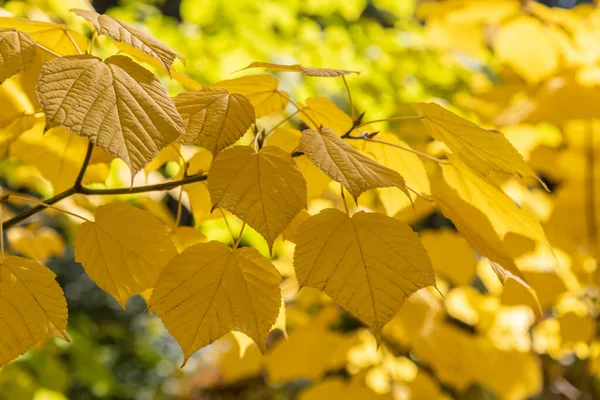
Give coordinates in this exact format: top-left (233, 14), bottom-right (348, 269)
top-left (2, 0), bottom-right (600, 399)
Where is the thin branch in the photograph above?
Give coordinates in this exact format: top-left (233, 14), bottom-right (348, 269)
top-left (6, 195), bottom-right (91, 223)
top-left (342, 76), bottom-right (355, 121)
top-left (74, 142), bottom-right (94, 189)
top-left (345, 135), bottom-right (449, 164)
top-left (357, 115), bottom-right (423, 129)
top-left (174, 186), bottom-right (184, 229)
top-left (2, 187), bottom-right (77, 230)
top-left (80, 174), bottom-right (208, 195)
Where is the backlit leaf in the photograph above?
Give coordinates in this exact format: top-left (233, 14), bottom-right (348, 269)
top-left (174, 88), bottom-right (255, 155)
top-left (74, 203), bottom-right (177, 308)
top-left (299, 97), bottom-right (353, 136)
top-left (298, 128), bottom-right (409, 200)
top-left (71, 8), bottom-right (183, 73)
top-left (208, 146), bottom-right (307, 251)
top-left (293, 209), bottom-right (435, 336)
top-left (0, 256), bottom-right (68, 367)
top-left (0, 18), bottom-right (87, 56)
top-left (36, 54), bottom-right (184, 177)
top-left (240, 61), bottom-right (359, 77)
top-left (0, 29), bottom-right (36, 83)
top-left (149, 241), bottom-right (282, 364)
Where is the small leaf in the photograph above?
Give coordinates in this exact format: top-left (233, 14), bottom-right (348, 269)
top-left (149, 241), bottom-right (282, 365)
top-left (174, 88), bottom-right (255, 155)
top-left (71, 8), bottom-right (183, 73)
top-left (208, 146), bottom-right (307, 251)
top-left (0, 29), bottom-right (36, 83)
top-left (298, 128), bottom-right (409, 200)
top-left (209, 75), bottom-right (288, 117)
top-left (240, 61), bottom-right (359, 77)
top-left (0, 256), bottom-right (68, 367)
top-left (36, 54), bottom-right (184, 177)
top-left (415, 102), bottom-right (539, 182)
top-left (293, 209), bottom-right (435, 337)
top-left (74, 203), bottom-right (178, 308)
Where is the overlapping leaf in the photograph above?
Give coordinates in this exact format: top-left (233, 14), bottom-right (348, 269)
top-left (174, 88), bottom-right (255, 155)
top-left (149, 242), bottom-right (282, 364)
top-left (0, 256), bottom-right (68, 367)
top-left (299, 97), bottom-right (353, 136)
top-left (208, 146), bottom-right (307, 251)
top-left (293, 209), bottom-right (435, 336)
top-left (71, 9), bottom-right (183, 73)
top-left (240, 61), bottom-right (359, 77)
top-left (0, 18), bottom-right (87, 56)
top-left (298, 128), bottom-right (409, 200)
top-left (0, 29), bottom-right (36, 83)
top-left (74, 203), bottom-right (177, 308)
top-left (36, 54), bottom-right (184, 177)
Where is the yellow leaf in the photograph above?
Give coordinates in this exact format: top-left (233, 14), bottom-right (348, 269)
top-left (282, 209), bottom-right (311, 243)
top-left (208, 146), bottom-right (307, 251)
top-left (209, 74), bottom-right (288, 117)
top-left (174, 88), bottom-right (255, 155)
top-left (240, 61), bottom-right (359, 77)
top-left (299, 128), bottom-right (409, 200)
top-left (294, 209), bottom-right (435, 337)
top-left (420, 229), bottom-right (477, 286)
top-left (74, 203), bottom-right (177, 308)
top-left (7, 226), bottom-right (64, 264)
top-left (36, 55), bottom-right (184, 177)
top-left (218, 332), bottom-right (263, 383)
top-left (0, 29), bottom-right (36, 83)
top-left (71, 9), bottom-right (183, 73)
top-left (494, 16), bottom-right (561, 84)
top-left (489, 261), bottom-right (542, 321)
top-left (144, 143), bottom-right (181, 174)
top-left (149, 242), bottom-right (282, 364)
top-left (415, 102), bottom-right (539, 183)
top-left (171, 226), bottom-right (207, 252)
top-left (299, 97), bottom-right (353, 135)
top-left (0, 256), bottom-right (68, 367)
top-left (0, 18), bottom-right (87, 56)
top-left (299, 375), bottom-right (392, 400)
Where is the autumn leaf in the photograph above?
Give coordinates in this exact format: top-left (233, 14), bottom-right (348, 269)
top-left (415, 102), bottom-right (540, 183)
top-left (0, 18), bottom-right (87, 56)
top-left (0, 29), bottom-right (36, 83)
top-left (71, 9), bottom-right (184, 74)
top-left (0, 256), bottom-right (68, 367)
top-left (293, 209), bottom-right (435, 337)
top-left (36, 54), bottom-right (184, 177)
top-left (299, 97), bottom-right (353, 136)
top-left (240, 61), bottom-right (360, 77)
top-left (298, 128), bottom-right (409, 200)
top-left (149, 241), bottom-right (282, 365)
top-left (74, 203), bottom-right (178, 308)
top-left (209, 75), bottom-right (288, 117)
top-left (174, 88), bottom-right (255, 155)
top-left (208, 146), bottom-right (307, 251)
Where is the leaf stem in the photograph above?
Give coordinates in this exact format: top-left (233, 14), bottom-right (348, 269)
top-left (233, 222), bottom-right (246, 249)
top-left (74, 142), bottom-right (94, 189)
top-left (278, 91), bottom-right (319, 129)
top-left (0, 202), bottom-right (4, 263)
top-left (65, 29), bottom-right (83, 55)
top-left (357, 115), bottom-right (424, 128)
top-left (5, 195), bottom-right (91, 223)
top-left (219, 209), bottom-right (236, 244)
top-left (340, 184), bottom-right (350, 215)
top-left (342, 76), bottom-right (355, 121)
top-left (263, 110), bottom-right (300, 139)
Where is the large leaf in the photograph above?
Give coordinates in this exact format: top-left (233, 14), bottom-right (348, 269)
top-left (0, 29), bottom-right (36, 83)
top-left (149, 241), bottom-right (282, 364)
top-left (298, 128), bottom-right (409, 200)
top-left (0, 18), bottom-right (87, 56)
top-left (174, 88), bottom-right (255, 155)
top-left (36, 54), bottom-right (184, 177)
top-left (209, 74), bottom-right (288, 117)
top-left (0, 256), bottom-right (68, 367)
top-left (293, 209), bottom-right (435, 337)
top-left (74, 203), bottom-right (177, 308)
top-left (71, 9), bottom-right (183, 73)
top-left (208, 146), bottom-right (307, 251)
top-left (415, 102), bottom-right (539, 182)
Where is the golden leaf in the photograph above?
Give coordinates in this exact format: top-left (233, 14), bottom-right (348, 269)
top-left (298, 128), bottom-right (409, 200)
top-left (209, 74), bottom-right (288, 117)
top-left (174, 88), bottom-right (255, 155)
top-left (415, 102), bottom-right (539, 182)
top-left (36, 55), bottom-right (184, 177)
top-left (71, 8), bottom-right (183, 73)
top-left (74, 203), bottom-right (177, 308)
top-left (299, 97), bottom-right (353, 136)
top-left (293, 209), bottom-right (435, 336)
top-left (149, 242), bottom-right (282, 364)
top-left (7, 226), bottom-right (64, 264)
top-left (240, 61), bottom-right (359, 77)
top-left (0, 29), bottom-right (36, 83)
top-left (208, 146), bottom-right (307, 251)
top-left (0, 18), bottom-right (87, 56)
top-left (0, 256), bottom-right (68, 367)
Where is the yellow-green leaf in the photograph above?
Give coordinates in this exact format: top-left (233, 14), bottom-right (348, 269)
top-left (149, 241), bottom-right (282, 364)
top-left (36, 55), bottom-right (184, 177)
top-left (208, 146), bottom-right (307, 251)
top-left (293, 209), bottom-right (435, 336)
top-left (71, 8), bottom-right (183, 73)
top-left (298, 128), bottom-right (409, 200)
top-left (415, 102), bottom-right (539, 182)
top-left (0, 29), bottom-right (36, 83)
top-left (0, 255), bottom-right (68, 367)
top-left (74, 203), bottom-right (178, 308)
top-left (209, 75), bottom-right (288, 117)
top-left (174, 88), bottom-right (255, 155)
top-left (240, 61), bottom-right (359, 77)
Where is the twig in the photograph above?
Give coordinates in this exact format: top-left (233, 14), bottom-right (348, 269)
top-left (5, 195), bottom-right (91, 223)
